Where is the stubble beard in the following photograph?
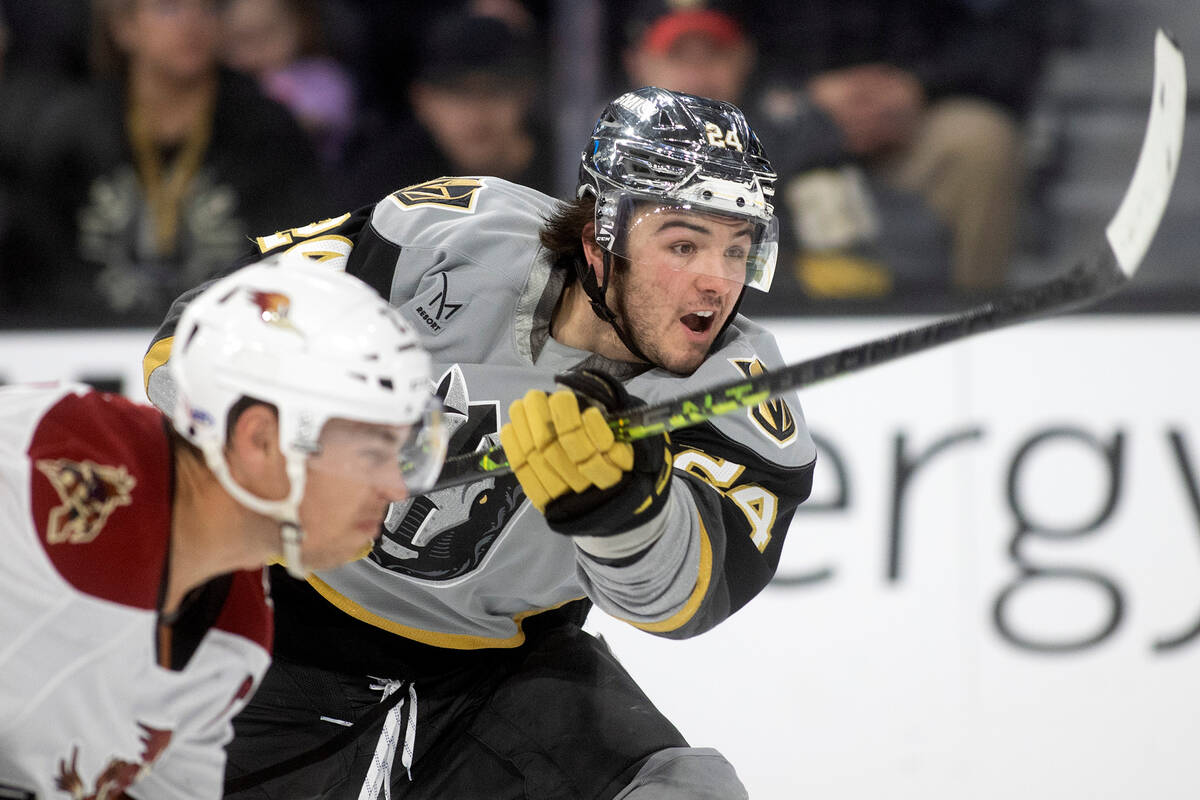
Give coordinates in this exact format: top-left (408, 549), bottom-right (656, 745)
top-left (608, 265), bottom-right (707, 376)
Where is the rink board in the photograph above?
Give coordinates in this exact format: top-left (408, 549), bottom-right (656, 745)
top-left (2, 316), bottom-right (1198, 799)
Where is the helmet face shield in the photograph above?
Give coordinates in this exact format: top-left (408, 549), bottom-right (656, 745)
top-left (396, 398), bottom-right (448, 496)
top-left (305, 398), bottom-right (448, 501)
top-left (601, 194), bottom-right (778, 291)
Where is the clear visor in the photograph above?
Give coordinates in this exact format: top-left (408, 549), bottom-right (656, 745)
top-left (306, 397), bottom-right (448, 500)
top-left (604, 196), bottom-right (778, 292)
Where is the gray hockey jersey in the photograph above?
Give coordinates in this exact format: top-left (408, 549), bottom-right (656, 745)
top-left (144, 177), bottom-right (816, 673)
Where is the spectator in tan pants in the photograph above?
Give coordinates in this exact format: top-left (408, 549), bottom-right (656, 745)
top-left (618, 0), bottom-right (1048, 297)
top-left (810, 69), bottom-right (1026, 290)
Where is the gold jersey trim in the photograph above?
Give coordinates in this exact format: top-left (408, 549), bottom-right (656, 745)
top-left (625, 514), bottom-right (713, 634)
top-left (305, 573), bottom-right (585, 650)
top-left (143, 336), bottom-right (174, 392)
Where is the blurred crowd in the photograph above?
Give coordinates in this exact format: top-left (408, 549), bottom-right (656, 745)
top-left (0, 0), bottom-right (1069, 327)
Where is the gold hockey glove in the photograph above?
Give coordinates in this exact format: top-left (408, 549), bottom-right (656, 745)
top-left (500, 369), bottom-right (671, 538)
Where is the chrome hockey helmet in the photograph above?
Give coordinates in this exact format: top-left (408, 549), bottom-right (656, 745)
top-left (168, 252), bottom-right (446, 577)
top-left (579, 85), bottom-right (779, 293)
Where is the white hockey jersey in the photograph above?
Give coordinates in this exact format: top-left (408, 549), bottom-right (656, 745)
top-left (0, 384), bottom-right (271, 800)
top-left (144, 177), bottom-right (817, 677)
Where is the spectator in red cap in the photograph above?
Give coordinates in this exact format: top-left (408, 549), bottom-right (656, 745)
top-left (620, 0), bottom-right (1050, 299)
top-left (623, 2), bottom-right (754, 105)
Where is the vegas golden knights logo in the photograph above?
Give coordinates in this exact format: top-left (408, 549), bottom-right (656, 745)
top-left (729, 358), bottom-right (797, 447)
top-left (35, 459), bottom-right (136, 544)
top-left (390, 177), bottom-right (486, 213)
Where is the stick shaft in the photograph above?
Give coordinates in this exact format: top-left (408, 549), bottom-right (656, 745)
top-left (617, 257), bottom-right (1123, 440)
top-left (433, 256), bottom-right (1122, 490)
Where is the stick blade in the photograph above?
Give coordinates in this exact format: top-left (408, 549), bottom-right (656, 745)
top-left (1105, 29), bottom-right (1188, 277)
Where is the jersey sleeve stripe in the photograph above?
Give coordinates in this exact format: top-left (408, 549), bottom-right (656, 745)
top-left (623, 514), bottom-right (714, 634)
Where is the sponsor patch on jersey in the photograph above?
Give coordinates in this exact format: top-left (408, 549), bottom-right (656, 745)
top-left (389, 177), bottom-right (486, 213)
top-left (412, 273), bottom-right (465, 336)
top-left (35, 459), bottom-right (136, 544)
top-left (728, 358), bottom-right (797, 448)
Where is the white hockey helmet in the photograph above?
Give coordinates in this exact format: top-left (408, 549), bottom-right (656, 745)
top-left (168, 252), bottom-right (445, 577)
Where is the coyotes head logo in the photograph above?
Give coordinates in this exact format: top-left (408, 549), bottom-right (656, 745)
top-left (214, 285), bottom-right (301, 334)
top-left (248, 290), bottom-right (300, 333)
top-left (35, 459), bottom-right (136, 545)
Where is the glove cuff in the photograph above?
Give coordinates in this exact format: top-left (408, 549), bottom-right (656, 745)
top-left (572, 504), bottom-right (670, 560)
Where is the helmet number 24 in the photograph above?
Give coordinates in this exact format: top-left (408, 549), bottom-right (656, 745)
top-left (704, 122), bottom-right (744, 152)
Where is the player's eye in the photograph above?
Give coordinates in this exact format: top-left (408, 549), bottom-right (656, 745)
top-left (357, 448), bottom-right (392, 468)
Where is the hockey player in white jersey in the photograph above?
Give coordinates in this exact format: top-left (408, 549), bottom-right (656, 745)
top-left (0, 256), bottom-right (444, 800)
top-left (143, 87), bottom-right (818, 799)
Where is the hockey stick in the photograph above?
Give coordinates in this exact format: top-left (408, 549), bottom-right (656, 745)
top-left (430, 29), bottom-right (1187, 493)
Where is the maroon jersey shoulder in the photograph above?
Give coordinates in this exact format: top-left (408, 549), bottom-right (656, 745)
top-left (27, 390), bottom-right (172, 609)
top-left (216, 568), bottom-right (274, 653)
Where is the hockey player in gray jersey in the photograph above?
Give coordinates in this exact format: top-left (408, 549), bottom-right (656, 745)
top-left (144, 86), bottom-right (817, 799)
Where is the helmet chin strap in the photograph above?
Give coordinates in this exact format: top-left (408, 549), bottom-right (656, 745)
top-left (198, 441), bottom-right (311, 579)
top-left (577, 252), bottom-right (656, 366)
top-left (576, 252), bottom-right (748, 369)
top-left (279, 523), bottom-right (307, 580)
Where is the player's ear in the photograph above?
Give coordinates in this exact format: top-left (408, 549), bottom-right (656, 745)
top-left (231, 405), bottom-right (280, 457)
top-left (581, 222), bottom-right (605, 278)
top-left (226, 405), bottom-right (287, 496)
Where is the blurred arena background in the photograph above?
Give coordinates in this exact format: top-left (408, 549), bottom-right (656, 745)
top-left (1, 1), bottom-right (1198, 798)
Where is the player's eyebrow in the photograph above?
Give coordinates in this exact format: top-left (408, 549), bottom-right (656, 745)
top-left (654, 220), bottom-right (709, 237)
top-left (338, 420), bottom-right (402, 445)
top-left (653, 218), bottom-right (754, 238)
top-left (369, 428), bottom-right (400, 445)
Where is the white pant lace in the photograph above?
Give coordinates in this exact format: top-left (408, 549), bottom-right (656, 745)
top-left (358, 678), bottom-right (418, 800)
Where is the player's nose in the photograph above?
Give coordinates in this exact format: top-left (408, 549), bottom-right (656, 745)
top-left (372, 461), bottom-right (410, 501)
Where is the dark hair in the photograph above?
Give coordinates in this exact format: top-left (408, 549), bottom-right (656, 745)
top-left (89, 0), bottom-right (135, 78)
top-left (284, 0), bottom-right (329, 59)
top-left (539, 195), bottom-right (594, 269)
top-left (167, 423), bottom-right (204, 462)
top-left (417, 12), bottom-right (537, 90)
top-left (90, 0), bottom-right (226, 79)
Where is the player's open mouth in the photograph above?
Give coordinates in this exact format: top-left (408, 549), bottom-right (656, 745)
top-left (681, 310), bottom-right (715, 334)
